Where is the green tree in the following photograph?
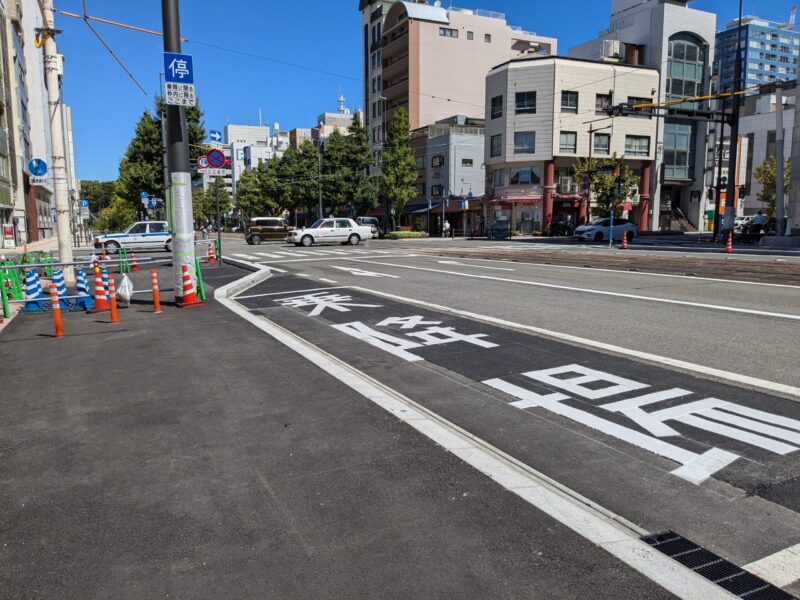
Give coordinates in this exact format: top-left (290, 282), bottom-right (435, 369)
top-left (115, 110), bottom-right (163, 206)
top-left (572, 154), bottom-right (638, 220)
top-left (95, 196), bottom-right (136, 232)
top-left (753, 156), bottom-right (792, 218)
top-left (344, 112), bottom-right (378, 215)
top-left (80, 179), bottom-right (116, 214)
top-left (208, 177), bottom-right (232, 224)
top-left (254, 160), bottom-right (283, 214)
top-left (322, 129), bottom-right (349, 215)
top-left (236, 168), bottom-right (268, 222)
top-left (192, 186), bottom-right (208, 223)
top-left (380, 107), bottom-right (417, 227)
top-left (155, 97), bottom-right (206, 162)
top-left (276, 142), bottom-right (320, 219)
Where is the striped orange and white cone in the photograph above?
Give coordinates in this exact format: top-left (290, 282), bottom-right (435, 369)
top-left (723, 231), bottom-right (733, 254)
top-left (620, 230), bottom-right (629, 250)
top-left (93, 266), bottom-right (110, 311)
top-left (178, 264), bottom-right (203, 308)
top-left (130, 252), bottom-right (140, 272)
top-left (50, 283), bottom-right (64, 338)
top-left (207, 241), bottom-right (216, 264)
top-left (151, 269), bottom-right (162, 314)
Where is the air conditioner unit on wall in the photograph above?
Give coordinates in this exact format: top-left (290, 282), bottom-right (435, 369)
top-left (602, 39), bottom-right (621, 59)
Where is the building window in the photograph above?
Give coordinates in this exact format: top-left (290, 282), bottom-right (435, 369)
top-left (416, 183), bottom-right (425, 195)
top-left (559, 131), bottom-right (577, 153)
top-left (594, 133), bottom-right (610, 154)
top-left (514, 131), bottom-right (535, 154)
top-left (431, 184), bottom-right (444, 196)
top-left (372, 102), bottom-right (377, 119)
top-left (515, 91), bottom-right (537, 114)
top-left (485, 34), bottom-right (492, 43)
top-left (467, 31), bottom-right (474, 40)
top-left (595, 93), bottom-right (612, 113)
top-left (627, 96), bottom-right (652, 118)
top-left (461, 158), bottom-right (473, 167)
top-left (667, 33), bottom-right (705, 100)
top-left (490, 95), bottom-right (503, 119)
top-left (414, 156), bottom-right (424, 169)
top-left (493, 168), bottom-right (505, 187)
top-left (625, 135), bottom-right (650, 156)
top-left (509, 167), bottom-right (541, 185)
top-left (662, 122), bottom-right (693, 179)
top-left (439, 27), bottom-right (458, 38)
top-left (490, 134), bottom-right (502, 157)
top-left (431, 155), bottom-right (444, 167)
top-left (561, 91), bottom-right (578, 113)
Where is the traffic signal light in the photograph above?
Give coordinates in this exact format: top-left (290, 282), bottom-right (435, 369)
top-left (707, 187), bottom-right (715, 201)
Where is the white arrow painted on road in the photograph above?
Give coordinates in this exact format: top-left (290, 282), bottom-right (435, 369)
top-left (438, 260), bottom-right (515, 271)
top-left (330, 265), bottom-right (399, 278)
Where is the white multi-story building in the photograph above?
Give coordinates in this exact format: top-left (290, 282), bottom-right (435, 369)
top-left (224, 123), bottom-right (289, 196)
top-left (570, 0), bottom-right (716, 231)
top-left (484, 56), bottom-right (659, 233)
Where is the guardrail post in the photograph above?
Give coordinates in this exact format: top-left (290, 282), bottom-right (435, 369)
top-left (1, 269), bottom-right (10, 319)
top-left (194, 256), bottom-right (206, 301)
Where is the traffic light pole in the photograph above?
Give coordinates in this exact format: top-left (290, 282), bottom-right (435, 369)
top-left (713, 102), bottom-right (726, 241)
top-left (161, 0), bottom-right (195, 303)
top-left (722, 0), bottom-right (744, 233)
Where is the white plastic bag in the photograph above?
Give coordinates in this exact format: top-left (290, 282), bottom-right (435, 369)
top-left (117, 273), bottom-right (133, 303)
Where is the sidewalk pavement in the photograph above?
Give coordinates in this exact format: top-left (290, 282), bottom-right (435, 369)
top-left (1, 235), bottom-right (59, 257)
top-left (0, 263), bottom-right (669, 598)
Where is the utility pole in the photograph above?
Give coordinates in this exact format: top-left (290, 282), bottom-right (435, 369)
top-left (775, 81), bottom-right (786, 235)
top-left (161, 0), bottom-right (194, 303)
top-left (791, 80), bottom-right (800, 234)
top-left (159, 71), bottom-right (170, 220)
top-left (43, 0), bottom-right (74, 282)
top-left (723, 0), bottom-right (744, 233)
top-left (713, 101), bottom-right (727, 241)
top-left (317, 141), bottom-right (323, 219)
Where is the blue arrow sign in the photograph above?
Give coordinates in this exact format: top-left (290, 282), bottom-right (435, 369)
top-left (164, 52), bottom-right (194, 84)
top-left (209, 130), bottom-right (222, 142)
top-left (28, 158), bottom-right (47, 177)
top-left (140, 191), bottom-right (149, 199)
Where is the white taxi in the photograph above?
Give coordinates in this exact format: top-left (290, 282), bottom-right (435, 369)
top-left (286, 218), bottom-right (375, 247)
top-left (94, 221), bottom-right (172, 253)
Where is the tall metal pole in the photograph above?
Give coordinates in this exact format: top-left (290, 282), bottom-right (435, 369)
top-left (723, 0), bottom-right (744, 233)
top-left (713, 102), bottom-right (727, 241)
top-left (215, 179), bottom-right (223, 265)
top-left (775, 82), bottom-right (786, 235)
top-left (161, 0), bottom-right (194, 303)
top-left (43, 0), bottom-right (74, 283)
top-left (317, 142), bottom-right (323, 219)
top-left (159, 71), bottom-right (170, 221)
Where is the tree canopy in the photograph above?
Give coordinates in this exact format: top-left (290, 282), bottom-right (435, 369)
top-left (572, 154), bottom-right (639, 219)
top-left (753, 156), bottom-right (792, 218)
top-left (380, 107), bottom-right (417, 223)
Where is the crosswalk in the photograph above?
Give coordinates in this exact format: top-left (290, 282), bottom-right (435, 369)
top-left (228, 247), bottom-right (414, 263)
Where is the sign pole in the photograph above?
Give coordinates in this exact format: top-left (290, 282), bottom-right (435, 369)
top-left (161, 0), bottom-right (195, 305)
top-left (215, 179), bottom-right (223, 265)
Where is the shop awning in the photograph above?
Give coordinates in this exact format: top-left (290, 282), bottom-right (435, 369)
top-left (487, 195), bottom-right (542, 203)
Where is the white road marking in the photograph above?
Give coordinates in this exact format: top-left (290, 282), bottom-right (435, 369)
top-left (438, 260), bottom-right (516, 271)
top-left (437, 255), bottom-right (800, 290)
top-left (351, 260), bottom-right (800, 321)
top-left (350, 286), bottom-right (800, 401)
top-left (330, 265), bottom-right (400, 278)
top-left (250, 253), bottom-right (418, 264)
top-left (318, 278), bottom-right (338, 284)
top-left (232, 253), bottom-right (260, 260)
top-left (219, 293), bottom-right (732, 600)
top-left (234, 286), bottom-right (350, 300)
top-left (254, 252), bottom-right (283, 259)
top-left (745, 543), bottom-right (800, 588)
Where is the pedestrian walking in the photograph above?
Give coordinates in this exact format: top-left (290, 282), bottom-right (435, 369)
top-left (443, 220), bottom-right (451, 238)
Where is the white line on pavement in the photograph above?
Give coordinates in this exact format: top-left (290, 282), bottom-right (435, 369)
top-left (233, 286), bottom-right (348, 300)
top-left (218, 294), bottom-right (732, 600)
top-left (349, 285), bottom-right (800, 401)
top-left (318, 278), bottom-right (339, 284)
top-left (437, 260), bottom-right (516, 271)
top-left (350, 259), bottom-right (800, 321)
top-left (330, 265), bottom-right (400, 278)
top-left (432, 255), bottom-right (800, 290)
top-left (251, 253), bottom-right (419, 264)
top-left (744, 543), bottom-right (800, 589)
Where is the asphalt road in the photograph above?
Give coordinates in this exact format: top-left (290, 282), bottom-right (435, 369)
top-left (221, 234), bottom-right (800, 597)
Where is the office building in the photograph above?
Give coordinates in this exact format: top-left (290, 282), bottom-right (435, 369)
top-left (715, 16), bottom-right (800, 93)
top-left (484, 56), bottom-right (658, 233)
top-left (289, 128), bottom-right (312, 150)
top-left (570, 0), bottom-right (716, 232)
top-left (312, 96), bottom-right (359, 149)
top-left (360, 0), bottom-right (557, 166)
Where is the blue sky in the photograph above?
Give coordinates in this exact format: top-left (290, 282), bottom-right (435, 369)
top-left (57, 0), bottom-right (795, 182)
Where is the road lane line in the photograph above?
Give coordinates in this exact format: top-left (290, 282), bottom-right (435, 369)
top-left (421, 255), bottom-right (800, 289)
top-left (233, 286), bottom-right (349, 300)
top-left (350, 259), bottom-right (800, 321)
top-left (330, 265), bottom-right (400, 278)
top-left (745, 543), bottom-right (800, 588)
top-left (255, 254), bottom-right (418, 264)
top-left (349, 285), bottom-right (800, 401)
top-left (438, 260), bottom-right (516, 271)
top-left (318, 278), bottom-right (338, 284)
top-left (219, 294), bottom-right (732, 600)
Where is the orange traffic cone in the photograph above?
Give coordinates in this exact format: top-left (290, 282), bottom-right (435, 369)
top-left (151, 269), bottom-right (162, 314)
top-left (102, 243), bottom-right (108, 261)
top-left (207, 241), bottom-right (216, 264)
top-left (50, 283), bottom-right (64, 338)
top-left (178, 264), bottom-right (203, 308)
top-left (723, 231), bottom-right (733, 254)
top-left (108, 275), bottom-right (119, 324)
top-left (92, 266), bottom-right (110, 311)
top-left (620, 231), bottom-right (629, 250)
top-left (130, 252), bottom-right (141, 271)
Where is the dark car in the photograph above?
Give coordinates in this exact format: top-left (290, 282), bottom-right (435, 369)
top-left (246, 217), bottom-right (291, 245)
top-left (356, 216), bottom-right (383, 239)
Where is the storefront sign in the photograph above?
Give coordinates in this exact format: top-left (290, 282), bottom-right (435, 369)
top-left (2, 223), bottom-right (15, 248)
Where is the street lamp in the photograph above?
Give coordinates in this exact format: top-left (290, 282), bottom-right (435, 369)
top-left (378, 95), bottom-right (390, 231)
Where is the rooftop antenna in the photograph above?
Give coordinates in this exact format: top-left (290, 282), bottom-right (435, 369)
top-left (338, 94), bottom-right (346, 114)
top-left (791, 5), bottom-right (797, 30)
top-left (258, 107), bottom-right (263, 127)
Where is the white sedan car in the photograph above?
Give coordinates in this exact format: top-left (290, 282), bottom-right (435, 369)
top-left (573, 218), bottom-right (639, 242)
top-left (286, 218), bottom-right (375, 247)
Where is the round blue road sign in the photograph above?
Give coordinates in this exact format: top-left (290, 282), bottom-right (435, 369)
top-left (207, 149), bottom-right (226, 169)
top-left (28, 158), bottom-right (47, 177)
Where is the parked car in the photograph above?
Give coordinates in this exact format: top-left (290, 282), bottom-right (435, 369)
top-left (734, 216), bottom-right (752, 232)
top-left (286, 218), bottom-right (373, 247)
top-left (573, 218), bottom-right (638, 242)
top-left (246, 217), bottom-right (291, 245)
top-left (94, 221), bottom-right (171, 253)
top-left (356, 216), bottom-right (383, 239)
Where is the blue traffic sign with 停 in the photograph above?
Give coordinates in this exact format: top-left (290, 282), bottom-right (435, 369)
top-left (164, 52), bottom-right (194, 84)
top-left (28, 158), bottom-right (47, 177)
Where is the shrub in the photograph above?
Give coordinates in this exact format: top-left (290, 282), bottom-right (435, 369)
top-left (384, 231), bottom-right (428, 240)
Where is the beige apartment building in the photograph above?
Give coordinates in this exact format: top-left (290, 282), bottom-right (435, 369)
top-left (485, 56), bottom-right (659, 233)
top-left (360, 0), bottom-right (556, 164)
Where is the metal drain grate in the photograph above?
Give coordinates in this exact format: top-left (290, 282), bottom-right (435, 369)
top-left (641, 530), bottom-right (797, 599)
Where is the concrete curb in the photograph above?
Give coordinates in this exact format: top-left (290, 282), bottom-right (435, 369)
top-left (213, 257), bottom-right (273, 300)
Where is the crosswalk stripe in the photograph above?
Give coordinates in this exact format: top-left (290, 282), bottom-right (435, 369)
top-left (254, 252), bottom-right (282, 258)
top-left (232, 253), bottom-right (259, 260)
